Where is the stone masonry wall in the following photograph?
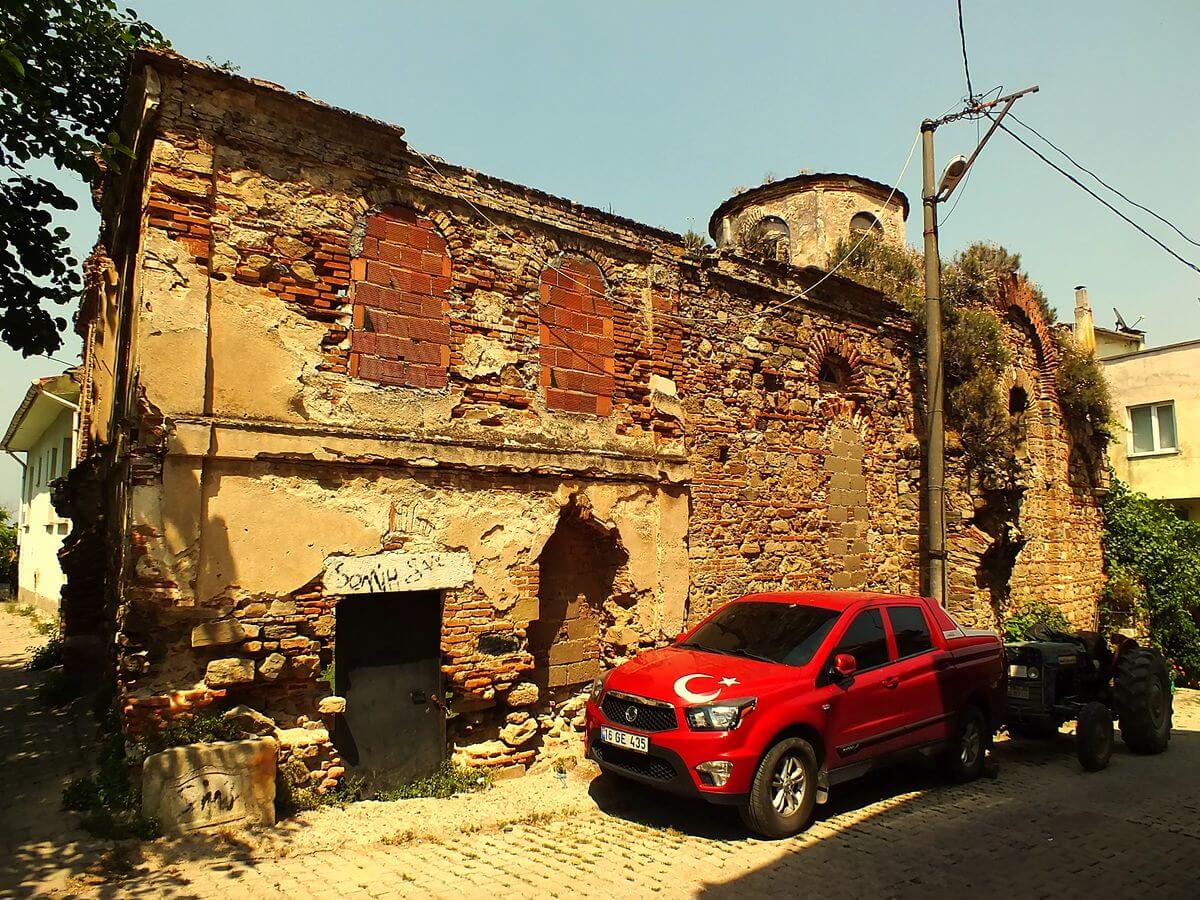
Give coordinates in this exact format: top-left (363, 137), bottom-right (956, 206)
top-left (70, 51), bottom-right (1105, 791)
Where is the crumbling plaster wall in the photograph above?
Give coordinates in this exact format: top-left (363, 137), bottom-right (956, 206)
top-left (113, 58), bottom-right (692, 777)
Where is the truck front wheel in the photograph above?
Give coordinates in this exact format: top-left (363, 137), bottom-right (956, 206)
top-left (739, 737), bottom-right (818, 839)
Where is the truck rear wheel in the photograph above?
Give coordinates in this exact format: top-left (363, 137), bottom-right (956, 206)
top-left (1115, 648), bottom-right (1172, 754)
top-left (942, 705), bottom-right (988, 782)
top-left (738, 737), bottom-right (817, 839)
top-left (1076, 701), bottom-right (1114, 771)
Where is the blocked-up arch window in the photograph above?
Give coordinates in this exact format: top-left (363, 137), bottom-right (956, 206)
top-left (350, 206), bottom-right (450, 388)
top-left (539, 258), bottom-right (614, 415)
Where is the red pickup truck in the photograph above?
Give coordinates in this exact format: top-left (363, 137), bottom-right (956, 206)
top-left (585, 591), bottom-right (1006, 837)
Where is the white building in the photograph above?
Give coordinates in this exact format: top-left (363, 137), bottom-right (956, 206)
top-left (1073, 286), bottom-right (1200, 521)
top-left (2, 372), bottom-right (80, 615)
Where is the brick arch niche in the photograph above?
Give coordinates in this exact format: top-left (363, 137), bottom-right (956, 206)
top-left (349, 206), bottom-right (451, 388)
top-left (538, 257), bottom-right (615, 415)
top-left (528, 499), bottom-right (628, 690)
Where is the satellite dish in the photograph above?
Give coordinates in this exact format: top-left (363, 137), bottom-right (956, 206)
top-left (937, 155), bottom-right (969, 199)
top-left (1113, 307), bottom-right (1144, 333)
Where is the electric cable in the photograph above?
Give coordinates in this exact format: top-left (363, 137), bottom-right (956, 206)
top-left (990, 115), bottom-right (1200, 276)
top-left (1007, 112), bottom-right (1200, 249)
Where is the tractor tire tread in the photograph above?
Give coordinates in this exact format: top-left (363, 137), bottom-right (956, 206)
top-left (1114, 648), bottom-right (1172, 754)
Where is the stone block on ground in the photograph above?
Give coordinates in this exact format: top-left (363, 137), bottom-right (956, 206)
top-left (142, 738), bottom-right (277, 835)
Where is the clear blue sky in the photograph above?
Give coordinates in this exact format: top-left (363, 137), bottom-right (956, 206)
top-left (3, 0), bottom-right (1198, 509)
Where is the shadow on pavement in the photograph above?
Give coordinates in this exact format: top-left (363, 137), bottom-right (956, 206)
top-left (690, 727), bottom-right (1200, 898)
top-left (0, 615), bottom-right (300, 899)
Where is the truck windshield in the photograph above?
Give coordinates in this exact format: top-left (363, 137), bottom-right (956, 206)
top-left (679, 602), bottom-right (840, 666)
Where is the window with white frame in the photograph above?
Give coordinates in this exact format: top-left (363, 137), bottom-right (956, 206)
top-left (1129, 401), bottom-right (1177, 455)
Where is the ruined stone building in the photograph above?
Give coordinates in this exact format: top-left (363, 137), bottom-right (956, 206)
top-left (62, 50), bottom-right (1105, 786)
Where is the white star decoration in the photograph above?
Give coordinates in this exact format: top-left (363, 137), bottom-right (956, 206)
top-left (719, 677), bottom-right (740, 687)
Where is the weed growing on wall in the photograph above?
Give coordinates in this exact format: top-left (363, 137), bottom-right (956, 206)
top-left (836, 234), bottom-right (1112, 475)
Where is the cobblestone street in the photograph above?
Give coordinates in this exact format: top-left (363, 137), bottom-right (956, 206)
top-left (3, 606), bottom-right (1199, 899)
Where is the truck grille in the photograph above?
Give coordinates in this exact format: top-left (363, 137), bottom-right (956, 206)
top-left (594, 744), bottom-right (676, 782)
top-left (601, 693), bottom-right (677, 733)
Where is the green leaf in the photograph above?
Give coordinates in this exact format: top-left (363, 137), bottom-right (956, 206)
top-left (1, 47), bottom-right (25, 78)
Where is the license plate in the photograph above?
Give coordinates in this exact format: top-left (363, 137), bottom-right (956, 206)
top-left (1008, 685), bottom-right (1032, 700)
top-left (600, 726), bottom-right (649, 753)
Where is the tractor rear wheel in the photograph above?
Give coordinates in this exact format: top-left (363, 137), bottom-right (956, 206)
top-left (1115, 648), bottom-right (1172, 754)
top-left (1076, 701), bottom-right (1114, 771)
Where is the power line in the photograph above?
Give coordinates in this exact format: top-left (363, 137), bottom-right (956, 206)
top-left (991, 115), bottom-right (1200, 276)
top-left (956, 0), bottom-right (975, 102)
top-left (1007, 112), bottom-right (1200, 249)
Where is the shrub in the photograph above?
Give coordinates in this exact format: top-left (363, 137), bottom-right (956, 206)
top-left (62, 731), bottom-right (160, 840)
top-left (0, 508), bottom-right (16, 585)
top-left (374, 762), bottom-right (493, 802)
top-left (682, 230), bottom-right (712, 256)
top-left (1103, 477), bottom-right (1200, 684)
top-left (142, 711), bottom-right (243, 754)
top-left (1002, 600), bottom-right (1072, 642)
top-left (836, 235), bottom-right (1107, 481)
top-left (27, 634), bottom-right (64, 670)
top-left (1055, 331), bottom-right (1114, 436)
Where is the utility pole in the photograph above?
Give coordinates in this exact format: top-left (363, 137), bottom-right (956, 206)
top-left (921, 85), bottom-right (1038, 606)
top-left (921, 121), bottom-right (947, 606)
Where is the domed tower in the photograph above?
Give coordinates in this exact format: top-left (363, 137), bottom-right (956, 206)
top-left (708, 173), bottom-right (909, 269)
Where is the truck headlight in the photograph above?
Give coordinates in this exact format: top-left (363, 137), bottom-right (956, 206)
top-left (1026, 666), bottom-right (1040, 680)
top-left (685, 698), bottom-right (756, 731)
top-left (589, 671), bottom-right (610, 703)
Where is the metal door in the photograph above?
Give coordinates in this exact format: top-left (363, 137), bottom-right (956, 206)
top-left (334, 591), bottom-right (444, 791)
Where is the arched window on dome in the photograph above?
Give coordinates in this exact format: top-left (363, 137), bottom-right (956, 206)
top-left (744, 215), bottom-right (791, 263)
top-left (850, 211), bottom-right (884, 237)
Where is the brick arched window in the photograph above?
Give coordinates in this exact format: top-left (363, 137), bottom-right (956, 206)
top-left (539, 258), bottom-right (614, 415)
top-left (350, 206), bottom-right (450, 388)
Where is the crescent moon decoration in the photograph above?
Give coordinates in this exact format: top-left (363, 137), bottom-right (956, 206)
top-left (674, 674), bottom-right (722, 704)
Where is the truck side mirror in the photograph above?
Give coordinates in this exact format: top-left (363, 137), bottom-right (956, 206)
top-left (834, 653), bottom-right (858, 678)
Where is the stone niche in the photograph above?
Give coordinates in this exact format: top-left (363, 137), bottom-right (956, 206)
top-left (142, 738), bottom-right (278, 835)
top-left (528, 500), bottom-right (629, 690)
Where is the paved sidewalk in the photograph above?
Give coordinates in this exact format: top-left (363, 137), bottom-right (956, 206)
top-left (0, 607), bottom-right (105, 899)
top-left (2, 604), bottom-right (1199, 898)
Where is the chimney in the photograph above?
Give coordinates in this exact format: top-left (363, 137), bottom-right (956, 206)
top-left (1073, 285), bottom-right (1096, 355)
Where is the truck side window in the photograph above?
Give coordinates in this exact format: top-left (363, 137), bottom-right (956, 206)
top-left (887, 606), bottom-right (933, 658)
top-left (833, 609), bottom-right (889, 670)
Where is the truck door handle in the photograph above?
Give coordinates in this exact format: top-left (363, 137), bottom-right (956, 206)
top-left (882, 677), bottom-right (900, 689)
top-left (410, 690), bottom-right (427, 705)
